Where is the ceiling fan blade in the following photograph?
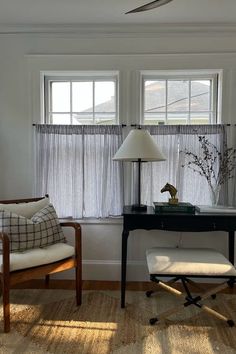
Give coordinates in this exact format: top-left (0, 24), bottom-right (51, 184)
top-left (126, 0), bottom-right (173, 14)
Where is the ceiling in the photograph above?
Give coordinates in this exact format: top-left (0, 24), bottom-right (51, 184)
top-left (1, 0), bottom-right (236, 27)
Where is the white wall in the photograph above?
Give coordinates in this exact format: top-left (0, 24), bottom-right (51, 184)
top-left (1, 28), bottom-right (236, 280)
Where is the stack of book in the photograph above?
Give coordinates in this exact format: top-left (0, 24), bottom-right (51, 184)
top-left (153, 202), bottom-right (195, 214)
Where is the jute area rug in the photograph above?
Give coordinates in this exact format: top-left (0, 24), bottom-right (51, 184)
top-left (1, 289), bottom-right (236, 354)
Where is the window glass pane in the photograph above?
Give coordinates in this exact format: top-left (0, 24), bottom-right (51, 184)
top-left (143, 74), bottom-right (217, 125)
top-left (167, 80), bottom-right (189, 112)
top-left (72, 82), bottom-right (93, 112)
top-left (190, 112), bottom-right (210, 124)
top-left (191, 80), bottom-right (210, 111)
top-left (95, 113), bottom-right (116, 125)
top-left (144, 113), bottom-right (165, 125)
top-left (95, 81), bottom-right (115, 113)
top-left (45, 73), bottom-right (118, 125)
top-left (167, 113), bottom-right (188, 125)
top-left (144, 80), bottom-right (166, 113)
top-left (51, 82), bottom-right (70, 112)
top-left (51, 114), bottom-right (71, 124)
top-left (72, 113), bottom-right (93, 124)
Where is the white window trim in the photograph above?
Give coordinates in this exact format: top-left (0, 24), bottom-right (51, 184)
top-left (140, 69), bottom-right (222, 125)
top-left (40, 70), bottom-right (120, 124)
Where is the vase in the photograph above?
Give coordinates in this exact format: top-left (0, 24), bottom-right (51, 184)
top-left (209, 184), bottom-right (221, 206)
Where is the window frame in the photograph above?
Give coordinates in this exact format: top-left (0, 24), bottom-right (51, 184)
top-left (140, 70), bottom-right (220, 125)
top-left (43, 71), bottom-right (119, 125)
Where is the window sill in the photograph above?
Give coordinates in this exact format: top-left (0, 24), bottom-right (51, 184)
top-left (59, 216), bottom-right (123, 225)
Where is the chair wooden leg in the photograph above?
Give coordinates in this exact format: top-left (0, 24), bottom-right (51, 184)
top-left (2, 278), bottom-right (10, 332)
top-left (45, 274), bottom-right (50, 288)
top-left (148, 278), bottom-right (234, 326)
top-left (76, 262), bottom-right (82, 306)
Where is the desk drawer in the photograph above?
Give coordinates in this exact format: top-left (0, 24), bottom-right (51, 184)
top-left (123, 214), bottom-right (236, 232)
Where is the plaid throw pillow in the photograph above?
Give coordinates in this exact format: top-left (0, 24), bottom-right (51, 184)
top-left (0, 204), bottom-right (66, 253)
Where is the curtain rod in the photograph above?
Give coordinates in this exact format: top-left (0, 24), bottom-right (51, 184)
top-left (32, 123), bottom-right (236, 127)
top-left (32, 123), bottom-right (130, 127)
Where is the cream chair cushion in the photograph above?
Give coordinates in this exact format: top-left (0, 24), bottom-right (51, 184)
top-left (146, 247), bottom-right (236, 276)
top-left (0, 243), bottom-right (74, 272)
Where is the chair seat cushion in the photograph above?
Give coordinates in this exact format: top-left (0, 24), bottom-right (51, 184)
top-left (0, 243), bottom-right (75, 272)
top-left (146, 247), bottom-right (236, 276)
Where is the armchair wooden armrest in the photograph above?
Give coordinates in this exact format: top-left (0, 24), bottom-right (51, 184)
top-left (60, 221), bottom-right (82, 259)
top-left (0, 232), bottom-right (10, 332)
top-left (0, 232), bottom-right (10, 274)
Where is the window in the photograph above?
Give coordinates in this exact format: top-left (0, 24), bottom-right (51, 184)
top-left (142, 71), bottom-right (219, 125)
top-left (44, 72), bottom-right (119, 125)
top-left (36, 69), bottom-right (227, 218)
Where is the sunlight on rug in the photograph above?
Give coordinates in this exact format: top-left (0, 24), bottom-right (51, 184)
top-left (1, 289), bottom-right (236, 353)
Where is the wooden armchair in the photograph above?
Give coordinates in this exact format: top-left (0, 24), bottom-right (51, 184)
top-left (0, 196), bottom-right (82, 333)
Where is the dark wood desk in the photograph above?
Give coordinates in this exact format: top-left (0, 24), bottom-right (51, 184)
top-left (121, 205), bottom-right (236, 308)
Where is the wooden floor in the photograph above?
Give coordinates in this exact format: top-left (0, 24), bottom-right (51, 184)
top-left (12, 279), bottom-right (236, 294)
top-left (13, 279), bottom-right (153, 291)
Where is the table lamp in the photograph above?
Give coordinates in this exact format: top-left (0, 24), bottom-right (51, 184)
top-left (113, 128), bottom-right (166, 211)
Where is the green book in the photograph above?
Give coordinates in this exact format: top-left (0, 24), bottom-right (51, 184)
top-left (153, 202), bottom-right (195, 214)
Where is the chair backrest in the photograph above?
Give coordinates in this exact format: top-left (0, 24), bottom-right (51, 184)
top-left (0, 195), bottom-right (48, 204)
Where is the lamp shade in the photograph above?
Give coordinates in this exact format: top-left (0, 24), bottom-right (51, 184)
top-left (113, 129), bottom-right (166, 162)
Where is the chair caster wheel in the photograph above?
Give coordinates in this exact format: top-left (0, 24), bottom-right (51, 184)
top-left (149, 317), bottom-right (158, 325)
top-left (227, 320), bottom-right (234, 327)
top-left (211, 294), bottom-right (216, 299)
top-left (146, 290), bottom-right (153, 298)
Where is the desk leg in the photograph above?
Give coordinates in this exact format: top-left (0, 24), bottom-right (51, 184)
top-left (228, 231), bottom-right (235, 265)
top-left (121, 230), bottom-right (129, 308)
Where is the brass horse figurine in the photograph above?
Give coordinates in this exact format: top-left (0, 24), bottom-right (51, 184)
top-left (161, 183), bottom-right (178, 205)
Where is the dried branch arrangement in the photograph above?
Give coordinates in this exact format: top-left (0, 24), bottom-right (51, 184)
top-left (181, 135), bottom-right (236, 188)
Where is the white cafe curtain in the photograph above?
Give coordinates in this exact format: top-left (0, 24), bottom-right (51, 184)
top-left (34, 124), bottom-right (123, 218)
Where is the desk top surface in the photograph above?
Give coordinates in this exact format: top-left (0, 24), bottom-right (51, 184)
top-left (123, 205), bottom-right (236, 218)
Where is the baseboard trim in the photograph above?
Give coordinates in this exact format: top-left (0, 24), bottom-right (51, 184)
top-left (12, 279), bottom-right (236, 293)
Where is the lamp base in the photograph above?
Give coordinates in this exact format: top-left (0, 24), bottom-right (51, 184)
top-left (131, 204), bottom-right (147, 212)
